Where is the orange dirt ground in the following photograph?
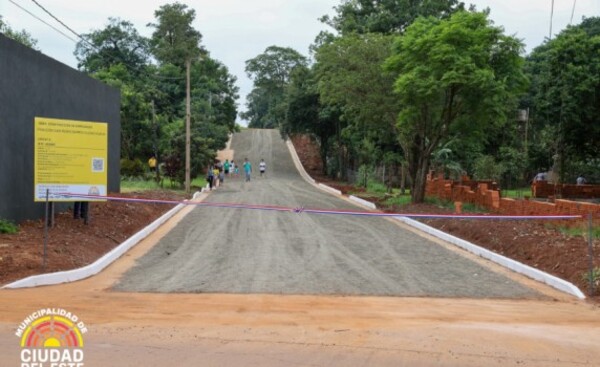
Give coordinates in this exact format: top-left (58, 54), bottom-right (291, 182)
top-left (1, 204), bottom-right (599, 366)
top-left (291, 135), bottom-right (600, 299)
top-left (0, 137), bottom-right (599, 366)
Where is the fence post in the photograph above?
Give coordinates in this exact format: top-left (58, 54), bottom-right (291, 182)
top-left (43, 189), bottom-right (49, 270)
top-left (588, 213), bottom-right (595, 296)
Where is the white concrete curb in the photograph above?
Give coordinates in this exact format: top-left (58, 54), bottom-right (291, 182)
top-left (2, 191), bottom-right (202, 289)
top-left (317, 183), bottom-right (342, 196)
top-left (286, 140), bottom-right (316, 184)
top-left (349, 195), bottom-right (377, 210)
top-left (394, 216), bottom-right (586, 299)
top-left (286, 139), bottom-right (342, 196)
top-left (286, 137), bottom-right (585, 299)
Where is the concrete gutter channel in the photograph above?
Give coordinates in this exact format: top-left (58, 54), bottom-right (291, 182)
top-left (3, 137), bottom-right (586, 299)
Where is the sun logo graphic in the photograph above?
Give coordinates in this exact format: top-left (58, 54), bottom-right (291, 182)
top-left (15, 308), bottom-right (88, 367)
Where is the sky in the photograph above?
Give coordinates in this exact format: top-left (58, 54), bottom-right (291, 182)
top-left (2, 0), bottom-right (599, 124)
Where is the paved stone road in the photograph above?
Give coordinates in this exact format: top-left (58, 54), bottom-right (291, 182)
top-left (115, 129), bottom-right (540, 298)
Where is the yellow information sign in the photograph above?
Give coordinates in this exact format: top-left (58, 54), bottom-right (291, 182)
top-left (34, 117), bottom-right (108, 202)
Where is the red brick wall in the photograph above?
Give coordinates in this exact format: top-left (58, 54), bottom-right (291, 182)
top-left (532, 181), bottom-right (600, 199)
top-left (426, 177), bottom-right (600, 216)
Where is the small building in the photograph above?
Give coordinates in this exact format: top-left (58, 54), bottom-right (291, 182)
top-left (0, 34), bottom-right (120, 222)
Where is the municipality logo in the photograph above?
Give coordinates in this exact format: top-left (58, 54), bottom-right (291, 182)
top-left (15, 308), bottom-right (88, 366)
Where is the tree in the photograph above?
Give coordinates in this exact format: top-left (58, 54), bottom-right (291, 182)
top-left (320, 0), bottom-right (465, 35)
top-left (284, 66), bottom-right (339, 174)
top-left (75, 18), bottom-right (150, 75)
top-left (526, 17), bottom-right (600, 182)
top-left (148, 2), bottom-right (203, 67)
top-left (385, 11), bottom-right (527, 202)
top-left (314, 33), bottom-right (402, 175)
top-left (243, 46), bottom-right (307, 128)
top-left (0, 16), bottom-right (38, 49)
top-left (73, 7), bottom-right (239, 179)
top-left (149, 2), bottom-right (208, 191)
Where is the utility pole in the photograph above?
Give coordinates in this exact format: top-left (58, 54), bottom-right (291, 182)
top-left (151, 100), bottom-right (159, 184)
top-left (185, 58), bottom-right (191, 194)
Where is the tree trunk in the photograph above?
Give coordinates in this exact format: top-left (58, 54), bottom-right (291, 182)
top-left (400, 162), bottom-right (406, 195)
top-left (410, 155), bottom-right (430, 203)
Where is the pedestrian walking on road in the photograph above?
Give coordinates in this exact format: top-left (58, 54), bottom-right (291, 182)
top-left (206, 165), bottom-right (214, 190)
top-left (259, 158), bottom-right (266, 177)
top-left (230, 160), bottom-right (236, 177)
top-left (224, 159), bottom-right (231, 176)
top-left (213, 165), bottom-right (220, 187)
top-left (243, 158), bottom-right (252, 182)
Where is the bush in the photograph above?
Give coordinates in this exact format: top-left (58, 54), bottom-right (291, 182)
top-left (472, 155), bottom-right (505, 181)
top-left (367, 179), bottom-right (387, 194)
top-left (163, 154), bottom-right (184, 187)
top-left (120, 158), bottom-right (146, 178)
top-left (0, 219), bottom-right (18, 234)
top-left (582, 267), bottom-right (600, 290)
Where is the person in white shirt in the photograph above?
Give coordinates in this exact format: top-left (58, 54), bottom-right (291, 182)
top-left (259, 159), bottom-right (266, 177)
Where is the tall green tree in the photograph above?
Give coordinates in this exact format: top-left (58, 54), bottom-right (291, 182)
top-left (242, 46), bottom-right (307, 128)
top-left (148, 2), bottom-right (203, 67)
top-left (320, 0), bottom-right (465, 35)
top-left (284, 66), bottom-right (340, 175)
top-left (75, 18), bottom-right (156, 161)
top-left (526, 17), bottom-right (600, 182)
top-left (385, 11), bottom-right (527, 202)
top-left (73, 5), bottom-right (239, 183)
top-left (75, 18), bottom-right (150, 75)
top-left (0, 16), bottom-right (38, 49)
top-left (314, 33), bottom-right (402, 175)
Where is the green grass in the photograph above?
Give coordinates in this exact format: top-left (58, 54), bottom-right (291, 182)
top-left (0, 219), bottom-right (18, 234)
top-left (383, 195), bottom-right (412, 207)
top-left (461, 202), bottom-right (488, 213)
top-left (366, 180), bottom-right (388, 194)
top-left (120, 177), bottom-right (207, 193)
top-left (424, 196), bottom-right (455, 210)
top-left (501, 187), bottom-right (532, 199)
top-left (557, 225), bottom-right (600, 239)
top-left (422, 197), bottom-right (489, 213)
top-left (582, 267), bottom-right (600, 288)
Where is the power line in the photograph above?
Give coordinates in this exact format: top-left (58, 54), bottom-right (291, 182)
top-left (7, 0), bottom-right (77, 43)
top-left (570, 0), bottom-right (577, 25)
top-left (29, 0), bottom-right (87, 44)
top-left (26, 0), bottom-right (184, 81)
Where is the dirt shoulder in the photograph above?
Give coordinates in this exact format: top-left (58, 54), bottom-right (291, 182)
top-left (0, 204), bottom-right (599, 366)
top-left (291, 135), bottom-right (600, 300)
top-left (0, 190), bottom-right (187, 285)
top-left (0, 131), bottom-right (599, 366)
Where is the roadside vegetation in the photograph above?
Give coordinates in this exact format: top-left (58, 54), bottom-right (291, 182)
top-left (243, 2), bottom-right (600, 204)
top-left (0, 219), bottom-right (19, 234)
top-left (5, 2), bottom-right (598, 205)
top-left (120, 176), bottom-right (207, 193)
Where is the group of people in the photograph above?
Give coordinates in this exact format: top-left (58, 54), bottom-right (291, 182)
top-left (532, 169), bottom-right (588, 185)
top-left (207, 158), bottom-right (267, 189)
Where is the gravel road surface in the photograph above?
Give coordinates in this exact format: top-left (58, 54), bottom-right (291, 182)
top-left (115, 129), bottom-right (540, 298)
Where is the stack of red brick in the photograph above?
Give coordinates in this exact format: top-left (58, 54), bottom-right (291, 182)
top-left (425, 174), bottom-right (600, 217)
top-left (532, 181), bottom-right (600, 199)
